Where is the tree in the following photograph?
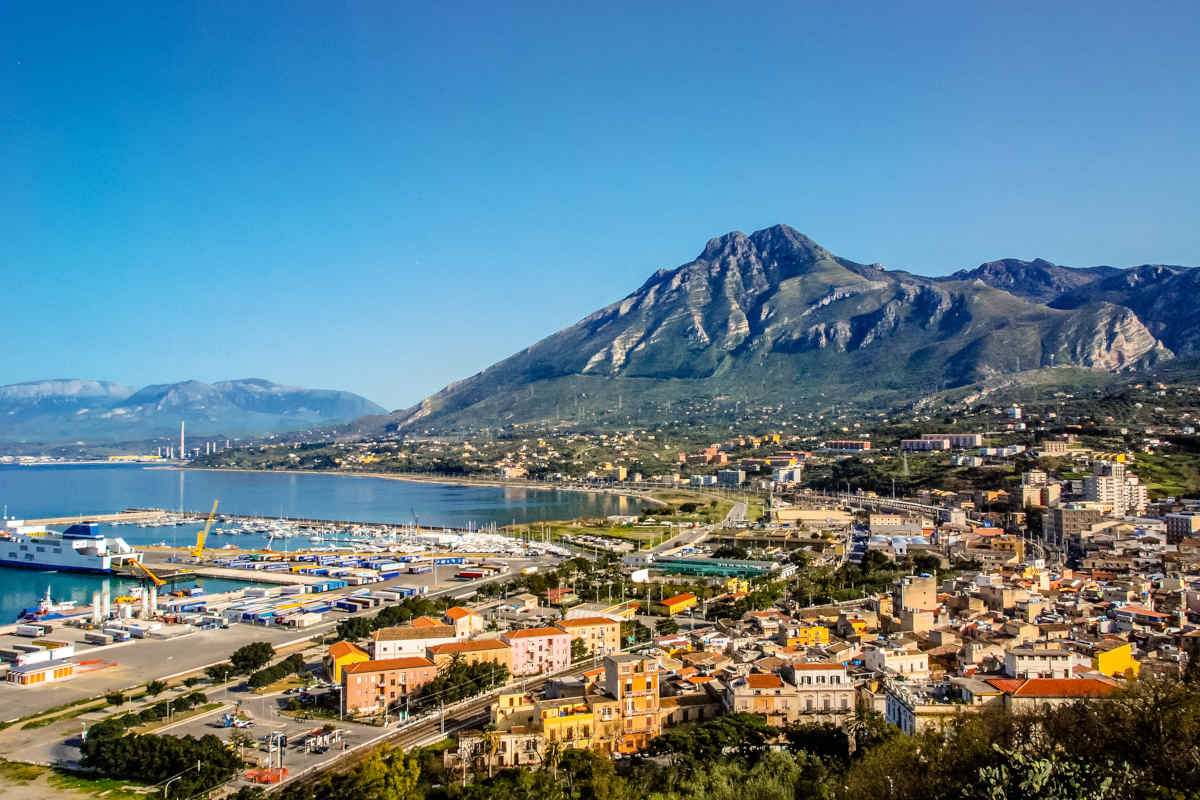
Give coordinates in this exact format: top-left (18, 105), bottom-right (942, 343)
top-left (230, 641), bottom-right (275, 673)
top-left (105, 691), bottom-right (125, 706)
top-left (656, 618), bottom-right (680, 636)
top-left (145, 680), bottom-right (168, 697)
top-left (570, 638), bottom-right (588, 663)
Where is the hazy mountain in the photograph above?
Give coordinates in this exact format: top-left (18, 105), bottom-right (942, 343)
top-left (0, 378), bottom-right (385, 444)
top-left (379, 225), bottom-right (1187, 432)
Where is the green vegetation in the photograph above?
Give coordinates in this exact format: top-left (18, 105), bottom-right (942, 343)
top-left (248, 652), bottom-right (307, 689)
top-left (231, 641), bottom-right (276, 672)
top-left (80, 692), bottom-right (236, 798)
top-left (278, 673), bottom-right (1200, 800)
top-left (335, 594), bottom-right (458, 642)
top-left (413, 657), bottom-right (510, 712)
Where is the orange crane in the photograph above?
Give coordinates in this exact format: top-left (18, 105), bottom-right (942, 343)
top-left (131, 558), bottom-right (165, 587)
top-left (191, 499), bottom-right (220, 559)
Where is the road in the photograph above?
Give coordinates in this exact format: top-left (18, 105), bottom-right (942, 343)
top-left (0, 558), bottom-right (546, 761)
top-left (647, 500), bottom-right (747, 556)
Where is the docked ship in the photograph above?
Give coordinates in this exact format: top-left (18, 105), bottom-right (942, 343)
top-left (0, 520), bottom-right (143, 573)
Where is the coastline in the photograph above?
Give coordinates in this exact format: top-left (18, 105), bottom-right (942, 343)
top-left (170, 466), bottom-right (670, 507)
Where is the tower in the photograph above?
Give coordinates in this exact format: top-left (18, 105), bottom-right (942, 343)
top-left (179, 421), bottom-right (185, 460)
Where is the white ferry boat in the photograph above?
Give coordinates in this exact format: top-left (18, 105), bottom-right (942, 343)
top-left (0, 520), bottom-right (143, 573)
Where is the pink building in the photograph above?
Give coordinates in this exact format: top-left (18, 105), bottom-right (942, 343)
top-left (501, 626), bottom-right (571, 676)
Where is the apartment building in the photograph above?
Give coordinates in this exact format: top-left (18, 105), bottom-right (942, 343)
top-left (444, 606), bottom-right (487, 639)
top-left (502, 627), bottom-right (571, 675)
top-left (426, 638), bottom-right (513, 672)
top-left (555, 616), bottom-right (621, 657)
top-left (1166, 513), bottom-right (1200, 544)
top-left (372, 624), bottom-right (457, 659)
top-left (341, 656), bottom-right (438, 717)
top-left (1004, 647), bottom-right (1072, 679)
top-left (863, 642), bottom-right (930, 680)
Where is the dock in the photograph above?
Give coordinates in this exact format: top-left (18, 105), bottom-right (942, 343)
top-left (20, 509), bottom-right (170, 526)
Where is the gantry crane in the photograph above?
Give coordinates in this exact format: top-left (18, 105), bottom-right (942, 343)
top-left (191, 499), bottom-right (220, 559)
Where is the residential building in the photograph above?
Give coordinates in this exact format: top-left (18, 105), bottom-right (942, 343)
top-left (444, 606), bottom-right (487, 639)
top-left (717, 469), bottom-right (746, 487)
top-left (1166, 513), bottom-right (1200, 544)
top-left (1093, 640), bottom-right (1140, 678)
top-left (325, 641), bottom-right (370, 683)
top-left (901, 438), bottom-right (949, 452)
top-left (825, 440), bottom-right (871, 451)
top-left (604, 654), bottom-right (661, 753)
top-left (893, 574), bottom-right (937, 612)
top-left (555, 617), bottom-right (621, 657)
top-left (502, 627), bottom-right (572, 675)
top-left (426, 638), bottom-right (513, 673)
top-left (372, 624), bottom-right (458, 659)
top-left (723, 672), bottom-right (801, 726)
top-left (341, 657), bottom-right (438, 717)
top-left (784, 662), bottom-right (856, 719)
top-left (1044, 504), bottom-right (1107, 550)
top-left (1084, 460), bottom-right (1148, 517)
top-left (1004, 647), bottom-right (1071, 679)
top-left (921, 433), bottom-right (984, 448)
top-left (863, 642), bottom-right (930, 680)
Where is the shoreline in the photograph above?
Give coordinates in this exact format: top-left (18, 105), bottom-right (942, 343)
top-left (169, 466), bottom-right (670, 507)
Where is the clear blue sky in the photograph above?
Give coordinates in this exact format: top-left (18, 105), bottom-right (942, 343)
top-left (3, 1), bottom-right (1197, 409)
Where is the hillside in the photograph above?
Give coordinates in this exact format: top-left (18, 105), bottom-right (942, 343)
top-left (0, 378), bottom-right (385, 444)
top-left (380, 225), bottom-right (1191, 432)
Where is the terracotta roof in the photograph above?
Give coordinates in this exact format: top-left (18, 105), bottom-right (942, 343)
top-left (503, 627), bottom-right (570, 639)
top-left (986, 677), bottom-right (1118, 697)
top-left (556, 617), bottom-right (620, 628)
top-left (374, 624), bottom-right (457, 641)
top-left (743, 673), bottom-right (785, 689)
top-left (445, 606), bottom-right (480, 620)
top-left (411, 616), bottom-right (444, 627)
top-left (428, 639), bottom-right (510, 655)
top-left (1113, 605), bottom-right (1170, 619)
top-left (790, 662), bottom-right (845, 671)
top-left (661, 593), bottom-right (697, 606)
top-left (344, 656), bottom-right (435, 674)
top-left (328, 641), bottom-right (368, 660)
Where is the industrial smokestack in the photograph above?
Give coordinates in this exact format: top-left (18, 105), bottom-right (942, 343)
top-left (180, 421), bottom-right (185, 461)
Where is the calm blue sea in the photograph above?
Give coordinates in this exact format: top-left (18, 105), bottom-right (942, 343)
top-left (0, 464), bottom-right (633, 621)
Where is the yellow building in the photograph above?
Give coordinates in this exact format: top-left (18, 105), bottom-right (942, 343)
top-left (1094, 641), bottom-right (1140, 678)
top-left (784, 625), bottom-right (830, 647)
top-left (555, 617), bottom-right (621, 656)
top-left (656, 592), bottom-right (698, 616)
top-left (724, 577), bottom-right (750, 594)
top-left (325, 641), bottom-right (370, 683)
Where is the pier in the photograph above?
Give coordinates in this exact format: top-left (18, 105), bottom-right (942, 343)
top-left (20, 509), bottom-right (170, 526)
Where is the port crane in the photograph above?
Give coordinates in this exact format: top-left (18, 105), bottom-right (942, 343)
top-left (131, 558), bottom-right (166, 587)
top-left (191, 499), bottom-right (220, 559)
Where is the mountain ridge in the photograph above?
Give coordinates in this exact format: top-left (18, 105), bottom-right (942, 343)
top-left (0, 378), bottom-right (385, 444)
top-left (379, 224), bottom-right (1194, 432)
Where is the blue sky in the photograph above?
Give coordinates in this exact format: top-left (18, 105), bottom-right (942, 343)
top-left (2, 1), bottom-right (1197, 409)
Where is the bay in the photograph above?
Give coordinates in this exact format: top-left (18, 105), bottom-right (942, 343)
top-left (0, 463), bottom-right (635, 622)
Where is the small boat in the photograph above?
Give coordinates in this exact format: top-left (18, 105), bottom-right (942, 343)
top-left (16, 586), bottom-right (78, 621)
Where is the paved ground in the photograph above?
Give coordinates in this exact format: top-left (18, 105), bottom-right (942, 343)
top-left (0, 556), bottom-right (547, 767)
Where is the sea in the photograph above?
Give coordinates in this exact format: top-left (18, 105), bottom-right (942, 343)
top-left (0, 463), bottom-right (635, 621)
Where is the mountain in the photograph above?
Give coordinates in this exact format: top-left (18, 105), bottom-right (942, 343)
top-left (0, 378), bottom-right (385, 444)
top-left (946, 258), bottom-right (1121, 304)
top-left (380, 225), bottom-right (1191, 432)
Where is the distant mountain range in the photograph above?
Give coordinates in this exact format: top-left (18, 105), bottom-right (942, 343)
top-left (0, 378), bottom-right (385, 444)
top-left (379, 224), bottom-right (1196, 431)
